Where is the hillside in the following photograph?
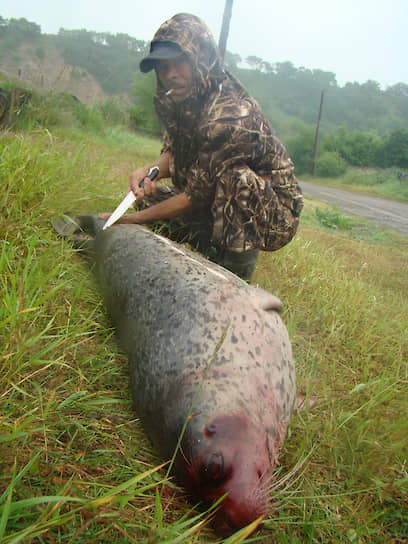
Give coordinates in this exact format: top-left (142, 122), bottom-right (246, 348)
top-left (0, 41), bottom-right (107, 105)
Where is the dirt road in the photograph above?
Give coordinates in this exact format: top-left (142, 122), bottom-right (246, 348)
top-left (300, 181), bottom-right (408, 236)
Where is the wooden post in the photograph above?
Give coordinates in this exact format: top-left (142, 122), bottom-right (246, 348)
top-left (311, 90), bottom-right (324, 176)
top-left (218, 0), bottom-right (234, 62)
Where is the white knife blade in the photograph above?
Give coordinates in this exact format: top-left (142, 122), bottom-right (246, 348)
top-left (102, 191), bottom-right (136, 230)
top-left (102, 166), bottom-right (159, 230)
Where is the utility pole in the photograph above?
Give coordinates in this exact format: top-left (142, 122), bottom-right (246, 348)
top-left (311, 90), bottom-right (324, 176)
top-left (218, 0), bottom-right (234, 62)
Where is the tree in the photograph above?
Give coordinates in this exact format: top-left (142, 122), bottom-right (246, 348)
top-left (55, 28), bottom-right (148, 95)
top-left (224, 51), bottom-right (241, 71)
top-left (244, 55), bottom-right (265, 71)
top-left (7, 17), bottom-right (41, 37)
top-left (380, 129), bottom-right (408, 168)
top-left (324, 128), bottom-right (382, 166)
top-left (0, 16), bottom-right (7, 36)
top-left (274, 61), bottom-right (298, 79)
top-left (285, 124), bottom-right (315, 174)
top-left (317, 151), bottom-right (346, 177)
top-left (130, 72), bottom-right (162, 135)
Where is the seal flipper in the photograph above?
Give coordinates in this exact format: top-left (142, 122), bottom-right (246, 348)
top-left (247, 287), bottom-right (284, 313)
top-left (52, 213), bottom-right (103, 256)
top-left (52, 213), bottom-right (104, 237)
top-left (51, 213), bottom-right (82, 237)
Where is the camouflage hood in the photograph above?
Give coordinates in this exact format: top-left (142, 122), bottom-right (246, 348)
top-left (149, 13), bottom-right (226, 100)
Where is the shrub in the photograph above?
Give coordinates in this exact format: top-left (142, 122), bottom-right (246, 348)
top-left (379, 129), bottom-right (408, 168)
top-left (98, 97), bottom-right (129, 126)
top-left (285, 124), bottom-right (315, 175)
top-left (317, 151), bottom-right (347, 177)
top-left (323, 128), bottom-right (382, 167)
top-left (315, 207), bottom-right (352, 229)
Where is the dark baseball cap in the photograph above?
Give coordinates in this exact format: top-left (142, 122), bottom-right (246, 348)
top-left (140, 41), bottom-right (183, 73)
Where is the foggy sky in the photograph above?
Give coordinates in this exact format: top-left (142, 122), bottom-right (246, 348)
top-left (1, 0), bottom-right (407, 88)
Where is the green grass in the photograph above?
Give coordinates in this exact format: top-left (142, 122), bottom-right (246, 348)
top-left (1, 123), bottom-right (407, 543)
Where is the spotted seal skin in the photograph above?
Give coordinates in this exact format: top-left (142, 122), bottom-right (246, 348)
top-left (63, 215), bottom-right (296, 536)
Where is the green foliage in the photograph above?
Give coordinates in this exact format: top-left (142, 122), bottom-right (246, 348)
top-left (54, 28), bottom-right (148, 96)
top-left (315, 206), bottom-right (352, 229)
top-left (322, 127), bottom-right (408, 170)
top-left (0, 16), bottom-right (41, 52)
top-left (286, 124), bottom-right (408, 174)
top-left (324, 127), bottom-right (382, 166)
top-left (130, 72), bottom-right (162, 136)
top-left (316, 151), bottom-right (347, 177)
top-left (98, 97), bottom-right (129, 126)
top-left (0, 84), bottom-right (104, 132)
top-left (0, 84), bottom-right (34, 130)
top-left (70, 101), bottom-right (105, 131)
top-left (285, 124), bottom-right (315, 175)
top-left (34, 46), bottom-right (45, 60)
top-left (380, 128), bottom-right (408, 168)
top-left (234, 61), bottom-right (408, 138)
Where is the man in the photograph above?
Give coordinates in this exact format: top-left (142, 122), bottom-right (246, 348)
top-left (100, 13), bottom-right (303, 281)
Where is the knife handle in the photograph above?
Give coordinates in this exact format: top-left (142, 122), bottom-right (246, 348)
top-left (140, 166), bottom-right (159, 189)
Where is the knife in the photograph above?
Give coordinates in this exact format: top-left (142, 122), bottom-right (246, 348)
top-left (102, 166), bottom-right (159, 230)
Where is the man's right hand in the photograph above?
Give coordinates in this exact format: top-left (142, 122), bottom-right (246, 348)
top-left (127, 152), bottom-right (170, 204)
top-left (128, 166), bottom-right (158, 204)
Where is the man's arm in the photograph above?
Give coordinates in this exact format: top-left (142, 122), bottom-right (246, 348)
top-left (110, 192), bottom-right (193, 224)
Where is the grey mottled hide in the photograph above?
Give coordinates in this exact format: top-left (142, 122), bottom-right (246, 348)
top-left (92, 222), bottom-right (296, 465)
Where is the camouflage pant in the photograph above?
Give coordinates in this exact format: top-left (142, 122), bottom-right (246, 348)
top-left (213, 248), bottom-right (259, 282)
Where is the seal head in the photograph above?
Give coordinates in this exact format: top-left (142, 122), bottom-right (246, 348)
top-left (177, 413), bottom-right (276, 536)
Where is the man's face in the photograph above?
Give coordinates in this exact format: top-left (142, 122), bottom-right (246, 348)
top-left (156, 55), bottom-right (194, 103)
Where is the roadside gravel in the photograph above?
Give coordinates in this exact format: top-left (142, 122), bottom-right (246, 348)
top-left (300, 181), bottom-right (408, 236)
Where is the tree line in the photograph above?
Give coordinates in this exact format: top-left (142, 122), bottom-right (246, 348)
top-left (285, 124), bottom-right (408, 176)
top-left (1, 16), bottom-right (407, 172)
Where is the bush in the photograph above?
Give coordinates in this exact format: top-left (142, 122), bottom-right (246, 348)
top-left (317, 151), bottom-right (347, 177)
top-left (0, 84), bottom-right (106, 132)
top-left (285, 124), bottom-right (315, 175)
top-left (379, 129), bottom-right (408, 168)
top-left (323, 128), bottom-right (382, 167)
top-left (315, 207), bottom-right (352, 229)
top-left (130, 72), bottom-right (162, 136)
top-left (98, 97), bottom-right (129, 126)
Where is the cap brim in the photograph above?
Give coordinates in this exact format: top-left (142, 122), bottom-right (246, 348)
top-left (140, 41), bottom-right (183, 73)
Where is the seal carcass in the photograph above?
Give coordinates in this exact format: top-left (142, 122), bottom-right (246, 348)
top-left (60, 216), bottom-right (297, 536)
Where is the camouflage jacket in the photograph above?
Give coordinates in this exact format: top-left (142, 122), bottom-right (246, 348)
top-left (150, 13), bottom-right (303, 251)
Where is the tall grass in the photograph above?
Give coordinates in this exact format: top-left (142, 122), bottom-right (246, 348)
top-left (1, 123), bottom-right (407, 543)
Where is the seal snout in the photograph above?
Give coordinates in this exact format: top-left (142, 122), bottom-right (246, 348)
top-left (178, 413), bottom-right (272, 536)
top-left (211, 496), bottom-right (267, 537)
top-left (210, 459), bottom-right (270, 536)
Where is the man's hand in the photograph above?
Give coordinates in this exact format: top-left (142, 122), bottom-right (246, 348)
top-left (128, 153), bottom-right (171, 204)
top-left (128, 166), bottom-right (158, 204)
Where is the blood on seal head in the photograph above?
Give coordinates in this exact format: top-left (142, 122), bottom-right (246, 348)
top-left (162, 348), bottom-right (292, 535)
top-left (177, 413), bottom-right (276, 536)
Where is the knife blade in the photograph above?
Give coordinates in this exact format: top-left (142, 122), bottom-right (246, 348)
top-left (102, 166), bottom-right (159, 230)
